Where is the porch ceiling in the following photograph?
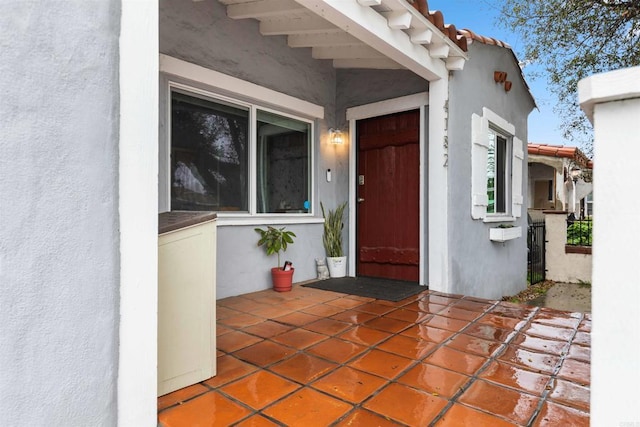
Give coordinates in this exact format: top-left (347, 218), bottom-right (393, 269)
top-left (215, 0), bottom-right (468, 81)
top-left (529, 155), bottom-right (565, 175)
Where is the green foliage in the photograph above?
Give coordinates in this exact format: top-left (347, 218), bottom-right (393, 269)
top-left (567, 220), bottom-right (593, 246)
top-left (321, 202), bottom-right (347, 257)
top-left (499, 0), bottom-right (640, 152)
top-left (255, 226), bottom-right (296, 267)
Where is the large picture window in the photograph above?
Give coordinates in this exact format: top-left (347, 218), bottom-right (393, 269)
top-left (169, 87), bottom-right (312, 214)
top-left (171, 91), bottom-right (249, 211)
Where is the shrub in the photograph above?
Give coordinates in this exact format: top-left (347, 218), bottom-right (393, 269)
top-left (567, 220), bottom-right (592, 246)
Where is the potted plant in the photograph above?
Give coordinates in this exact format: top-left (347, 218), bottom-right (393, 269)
top-left (321, 201), bottom-right (347, 278)
top-left (255, 226), bottom-right (296, 292)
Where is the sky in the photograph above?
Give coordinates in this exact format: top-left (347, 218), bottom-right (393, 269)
top-left (428, 0), bottom-right (577, 147)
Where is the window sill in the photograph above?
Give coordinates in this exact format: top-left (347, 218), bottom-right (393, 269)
top-left (215, 215), bottom-right (325, 227)
top-left (489, 226), bottom-right (522, 242)
top-left (483, 215), bottom-right (516, 223)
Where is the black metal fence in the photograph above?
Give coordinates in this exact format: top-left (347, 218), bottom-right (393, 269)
top-left (528, 219), bottom-right (546, 284)
top-left (566, 217), bottom-right (593, 246)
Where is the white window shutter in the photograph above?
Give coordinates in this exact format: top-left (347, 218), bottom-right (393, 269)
top-left (511, 137), bottom-right (524, 218)
top-left (471, 114), bottom-right (489, 219)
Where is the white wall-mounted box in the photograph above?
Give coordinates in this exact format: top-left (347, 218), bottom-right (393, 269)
top-left (489, 226), bottom-right (522, 242)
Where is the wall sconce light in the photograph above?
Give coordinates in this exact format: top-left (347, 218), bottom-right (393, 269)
top-left (329, 128), bottom-right (345, 145)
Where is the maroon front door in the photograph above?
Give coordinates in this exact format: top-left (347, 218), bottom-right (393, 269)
top-left (356, 110), bottom-right (420, 282)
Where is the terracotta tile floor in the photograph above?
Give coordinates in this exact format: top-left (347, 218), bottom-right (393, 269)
top-left (158, 285), bottom-right (591, 426)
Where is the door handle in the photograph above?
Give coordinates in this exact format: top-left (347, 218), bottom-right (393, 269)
top-left (357, 198), bottom-right (365, 203)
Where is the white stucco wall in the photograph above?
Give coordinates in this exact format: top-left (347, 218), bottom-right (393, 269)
top-left (0, 2), bottom-right (121, 424)
top-left (579, 66), bottom-right (640, 425)
top-left (118, 0), bottom-right (159, 425)
top-left (544, 212), bottom-right (592, 283)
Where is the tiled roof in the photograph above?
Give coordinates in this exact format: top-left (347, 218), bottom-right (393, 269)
top-left (410, 1), bottom-right (513, 51)
top-left (409, 0), bottom-right (468, 51)
top-left (528, 143), bottom-right (593, 169)
top-left (457, 28), bottom-right (511, 49)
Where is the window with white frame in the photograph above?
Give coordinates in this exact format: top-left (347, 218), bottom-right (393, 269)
top-left (471, 108), bottom-right (523, 220)
top-left (169, 87), bottom-right (312, 214)
top-left (486, 128), bottom-right (510, 214)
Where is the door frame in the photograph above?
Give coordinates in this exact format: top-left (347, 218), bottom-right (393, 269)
top-left (346, 92), bottom-right (429, 285)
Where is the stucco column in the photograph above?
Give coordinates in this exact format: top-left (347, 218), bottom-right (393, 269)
top-left (427, 77), bottom-right (450, 292)
top-left (543, 211), bottom-right (568, 282)
top-left (118, 1), bottom-right (159, 425)
top-left (579, 66), bottom-right (640, 424)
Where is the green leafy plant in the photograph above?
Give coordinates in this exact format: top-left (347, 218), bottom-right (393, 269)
top-left (567, 220), bottom-right (593, 246)
top-left (255, 226), bottom-right (296, 267)
top-left (321, 201), bottom-right (347, 257)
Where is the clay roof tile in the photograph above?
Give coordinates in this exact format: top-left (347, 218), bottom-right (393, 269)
top-left (409, 3), bottom-right (525, 53)
top-left (528, 143), bottom-right (593, 168)
top-left (409, 2), bottom-right (467, 51)
top-left (457, 28), bottom-right (511, 49)
top-left (429, 10), bottom-right (445, 31)
top-left (455, 33), bottom-right (468, 51)
top-left (412, 0), bottom-right (428, 16)
top-left (559, 148), bottom-right (578, 157)
top-left (539, 146), bottom-right (559, 156)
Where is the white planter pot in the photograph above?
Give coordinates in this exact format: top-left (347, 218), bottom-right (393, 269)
top-left (327, 256), bottom-right (347, 278)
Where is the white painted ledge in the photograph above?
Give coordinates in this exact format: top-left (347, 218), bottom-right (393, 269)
top-left (578, 65), bottom-right (640, 123)
top-left (215, 216), bottom-right (325, 227)
top-left (577, 66), bottom-right (640, 426)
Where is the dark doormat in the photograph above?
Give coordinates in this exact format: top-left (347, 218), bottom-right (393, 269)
top-left (302, 277), bottom-right (426, 302)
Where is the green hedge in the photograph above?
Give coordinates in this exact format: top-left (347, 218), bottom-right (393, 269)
top-left (567, 220), bottom-right (592, 246)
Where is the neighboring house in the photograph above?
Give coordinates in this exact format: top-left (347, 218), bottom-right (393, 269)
top-left (2, 0), bottom-right (534, 424)
top-left (528, 143), bottom-right (593, 217)
top-left (527, 143), bottom-right (593, 286)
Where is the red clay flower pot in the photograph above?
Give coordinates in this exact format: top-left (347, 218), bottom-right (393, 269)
top-left (271, 267), bottom-right (294, 292)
